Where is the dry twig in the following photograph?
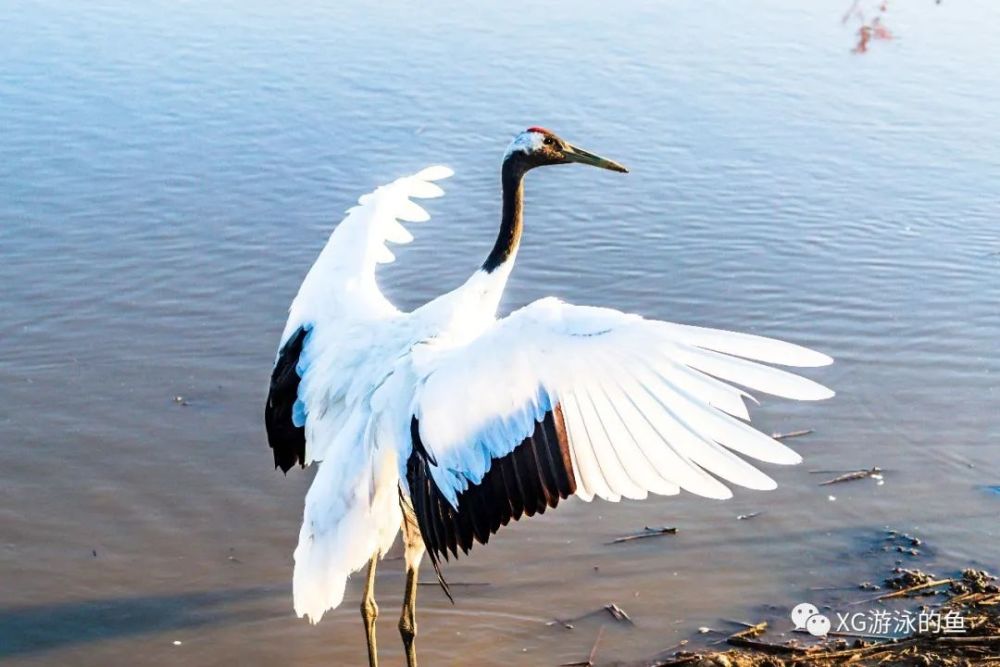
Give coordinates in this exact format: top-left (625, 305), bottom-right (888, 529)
top-left (867, 578), bottom-right (954, 602)
top-left (607, 526), bottom-right (677, 544)
top-left (772, 428), bottom-right (814, 440)
top-left (819, 466), bottom-right (882, 485)
top-left (605, 602), bottom-right (634, 624)
top-left (560, 625), bottom-right (605, 667)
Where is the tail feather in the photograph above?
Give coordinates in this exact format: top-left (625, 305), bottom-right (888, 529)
top-left (292, 433), bottom-right (402, 623)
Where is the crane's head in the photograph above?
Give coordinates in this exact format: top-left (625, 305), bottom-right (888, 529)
top-left (503, 127), bottom-right (628, 175)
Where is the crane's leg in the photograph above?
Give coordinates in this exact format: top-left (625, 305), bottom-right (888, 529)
top-left (361, 552), bottom-right (379, 667)
top-left (399, 509), bottom-right (425, 667)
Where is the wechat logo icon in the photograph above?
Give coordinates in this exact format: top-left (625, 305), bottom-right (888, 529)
top-left (791, 602), bottom-right (830, 637)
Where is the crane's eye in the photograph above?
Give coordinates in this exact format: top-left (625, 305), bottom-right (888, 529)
top-left (542, 137), bottom-right (555, 146)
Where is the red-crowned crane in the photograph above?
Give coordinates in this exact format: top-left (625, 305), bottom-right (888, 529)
top-left (265, 127), bottom-right (834, 667)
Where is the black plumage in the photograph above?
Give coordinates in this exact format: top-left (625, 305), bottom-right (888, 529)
top-left (406, 407), bottom-right (577, 568)
top-left (264, 326), bottom-right (309, 473)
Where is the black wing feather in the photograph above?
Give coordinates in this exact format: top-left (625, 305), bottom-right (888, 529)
top-left (264, 326), bottom-right (309, 473)
top-left (406, 407), bottom-right (577, 566)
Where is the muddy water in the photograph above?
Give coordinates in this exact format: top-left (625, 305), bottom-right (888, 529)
top-left (2, 0), bottom-right (999, 665)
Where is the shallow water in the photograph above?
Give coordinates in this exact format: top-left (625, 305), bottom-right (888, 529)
top-left (2, 0), bottom-right (999, 664)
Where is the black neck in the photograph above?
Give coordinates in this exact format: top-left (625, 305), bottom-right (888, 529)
top-left (481, 159), bottom-right (526, 273)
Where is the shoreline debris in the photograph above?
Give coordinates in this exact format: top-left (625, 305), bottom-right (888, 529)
top-left (644, 568), bottom-right (1000, 666)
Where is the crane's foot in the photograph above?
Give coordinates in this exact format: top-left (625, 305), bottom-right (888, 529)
top-left (362, 598), bottom-right (379, 667)
top-left (361, 553), bottom-right (379, 667)
top-left (399, 498), bottom-right (423, 667)
top-left (399, 609), bottom-right (417, 667)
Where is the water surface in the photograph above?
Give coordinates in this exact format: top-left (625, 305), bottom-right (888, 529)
top-left (2, 1), bottom-right (999, 664)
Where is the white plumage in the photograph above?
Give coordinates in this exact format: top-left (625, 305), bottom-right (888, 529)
top-left (411, 297), bottom-right (831, 507)
top-left (265, 128), bottom-right (833, 667)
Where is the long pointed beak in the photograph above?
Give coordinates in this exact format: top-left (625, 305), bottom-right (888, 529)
top-left (563, 143), bottom-right (629, 173)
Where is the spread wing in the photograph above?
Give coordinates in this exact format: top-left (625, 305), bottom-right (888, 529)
top-left (265, 166), bottom-right (453, 471)
top-left (405, 297), bottom-right (833, 564)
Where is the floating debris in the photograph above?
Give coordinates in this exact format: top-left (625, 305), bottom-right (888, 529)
top-left (883, 530), bottom-right (921, 548)
top-left (843, 0), bottom-right (895, 54)
top-left (604, 602), bottom-right (633, 624)
top-left (818, 466), bottom-right (882, 486)
top-left (737, 512), bottom-right (761, 521)
top-left (608, 526), bottom-right (677, 544)
top-left (549, 603), bottom-right (633, 629)
top-left (771, 428), bottom-right (814, 441)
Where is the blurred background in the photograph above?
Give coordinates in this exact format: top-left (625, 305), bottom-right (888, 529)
top-left (1, 0), bottom-right (998, 664)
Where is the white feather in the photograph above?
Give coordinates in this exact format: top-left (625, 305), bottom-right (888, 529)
top-left (414, 165), bottom-right (454, 181)
top-left (396, 200), bottom-right (430, 222)
top-left (272, 166), bottom-right (455, 621)
top-left (383, 219), bottom-right (414, 244)
top-left (270, 162), bottom-right (833, 626)
top-left (411, 298), bottom-right (833, 506)
top-left (656, 322), bottom-right (834, 367)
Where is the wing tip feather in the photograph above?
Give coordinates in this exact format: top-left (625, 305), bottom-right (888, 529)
top-left (414, 165), bottom-right (454, 181)
top-left (797, 349), bottom-right (835, 368)
top-left (802, 383), bottom-right (836, 401)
